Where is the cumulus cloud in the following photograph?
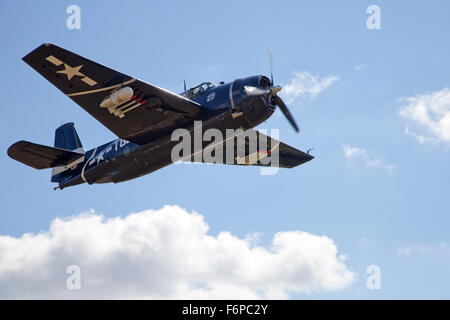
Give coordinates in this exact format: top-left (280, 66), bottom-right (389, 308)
top-left (281, 71), bottom-right (339, 104)
top-left (399, 88), bottom-right (450, 145)
top-left (342, 145), bottom-right (396, 174)
top-left (0, 205), bottom-right (355, 299)
top-left (397, 242), bottom-right (450, 256)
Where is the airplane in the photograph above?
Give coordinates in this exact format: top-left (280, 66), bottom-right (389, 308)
top-left (7, 43), bottom-right (314, 190)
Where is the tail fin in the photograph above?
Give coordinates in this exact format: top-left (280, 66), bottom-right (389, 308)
top-left (51, 123), bottom-right (85, 183)
top-left (54, 122), bottom-right (84, 152)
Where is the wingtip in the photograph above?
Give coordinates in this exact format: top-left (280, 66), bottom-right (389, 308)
top-left (22, 43), bottom-right (55, 62)
top-left (7, 140), bottom-right (26, 158)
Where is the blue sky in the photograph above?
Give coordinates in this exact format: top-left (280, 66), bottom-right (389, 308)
top-left (1, 0), bottom-right (450, 299)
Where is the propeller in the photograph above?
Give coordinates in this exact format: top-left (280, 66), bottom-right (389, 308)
top-left (242, 49), bottom-right (300, 132)
top-left (273, 95), bottom-right (299, 132)
top-left (267, 48), bottom-right (299, 132)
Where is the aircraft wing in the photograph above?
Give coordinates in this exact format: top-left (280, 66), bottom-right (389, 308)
top-left (188, 129), bottom-right (314, 168)
top-left (22, 43), bottom-right (203, 144)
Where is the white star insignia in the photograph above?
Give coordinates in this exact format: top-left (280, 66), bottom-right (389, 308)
top-left (57, 64), bottom-right (84, 80)
top-left (96, 151), bottom-right (105, 164)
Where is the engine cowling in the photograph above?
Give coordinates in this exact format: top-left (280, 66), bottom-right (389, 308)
top-left (230, 76), bottom-right (275, 128)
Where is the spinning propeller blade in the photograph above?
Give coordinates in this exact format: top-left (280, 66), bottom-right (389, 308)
top-left (266, 49), bottom-right (299, 132)
top-left (268, 48), bottom-right (273, 85)
top-left (273, 95), bottom-right (299, 133)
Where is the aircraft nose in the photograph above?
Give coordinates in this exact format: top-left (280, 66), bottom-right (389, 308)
top-left (230, 76), bottom-right (274, 114)
top-left (243, 75), bottom-right (299, 133)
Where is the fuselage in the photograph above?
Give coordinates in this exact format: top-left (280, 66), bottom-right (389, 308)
top-left (56, 75), bottom-right (276, 189)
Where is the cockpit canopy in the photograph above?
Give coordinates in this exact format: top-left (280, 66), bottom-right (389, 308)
top-left (183, 81), bottom-right (216, 99)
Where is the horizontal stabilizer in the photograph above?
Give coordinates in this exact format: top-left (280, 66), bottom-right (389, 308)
top-left (7, 141), bottom-right (84, 170)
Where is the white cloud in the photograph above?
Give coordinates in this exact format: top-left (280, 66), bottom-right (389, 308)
top-left (281, 71), bottom-right (339, 104)
top-left (0, 205), bottom-right (355, 299)
top-left (397, 242), bottom-right (450, 256)
top-left (399, 88), bottom-right (450, 145)
top-left (354, 64), bottom-right (366, 72)
top-left (342, 145), bottom-right (396, 174)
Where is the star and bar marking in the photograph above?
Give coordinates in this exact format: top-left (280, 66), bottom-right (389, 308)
top-left (46, 55), bottom-right (97, 86)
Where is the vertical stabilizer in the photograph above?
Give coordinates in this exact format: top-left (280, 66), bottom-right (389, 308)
top-left (54, 122), bottom-right (84, 152)
top-left (51, 122), bottom-right (85, 183)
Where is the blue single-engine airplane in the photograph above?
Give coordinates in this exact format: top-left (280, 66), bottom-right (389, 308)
top-left (7, 44), bottom-right (313, 189)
